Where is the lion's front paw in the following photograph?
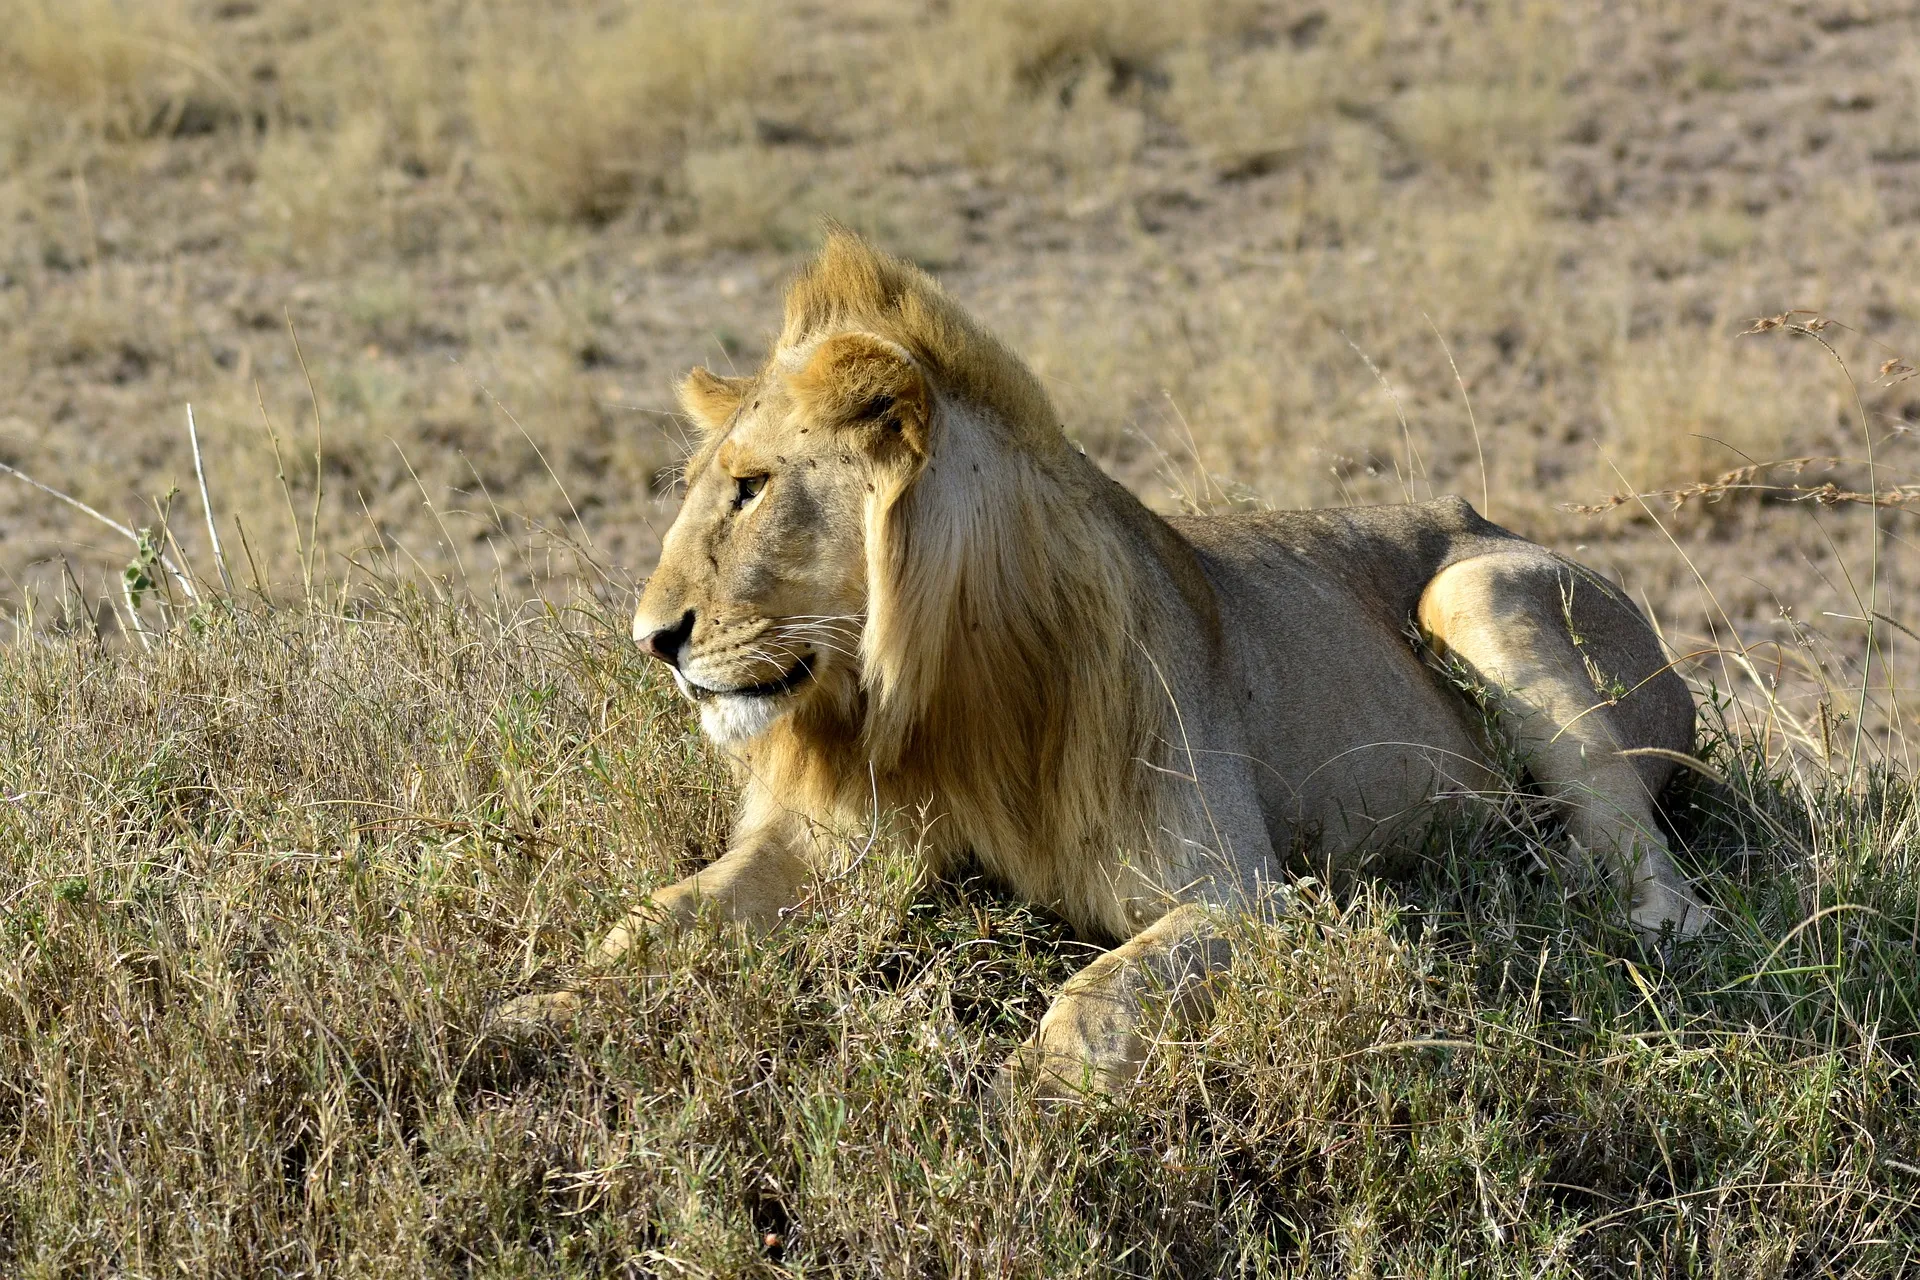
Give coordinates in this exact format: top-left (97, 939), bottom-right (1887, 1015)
top-left (1629, 875), bottom-right (1708, 942)
top-left (491, 988), bottom-right (585, 1029)
top-left (995, 987), bottom-right (1151, 1104)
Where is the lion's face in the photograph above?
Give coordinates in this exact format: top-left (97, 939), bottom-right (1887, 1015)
top-left (632, 334), bottom-right (929, 744)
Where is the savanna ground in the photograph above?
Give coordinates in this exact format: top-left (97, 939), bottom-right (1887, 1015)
top-left (3, 0), bottom-right (1920, 1274)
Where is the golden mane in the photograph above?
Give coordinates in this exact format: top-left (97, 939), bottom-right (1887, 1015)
top-left (778, 229), bottom-right (1066, 456)
top-left (761, 232), bottom-right (1182, 935)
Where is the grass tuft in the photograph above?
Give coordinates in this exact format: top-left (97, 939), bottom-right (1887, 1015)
top-left (0, 583), bottom-right (1915, 1273)
top-left (466, 0), bottom-right (769, 223)
top-left (0, 0), bottom-right (221, 155)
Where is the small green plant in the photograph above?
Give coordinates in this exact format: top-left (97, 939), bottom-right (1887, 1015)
top-left (121, 527), bottom-right (160, 612)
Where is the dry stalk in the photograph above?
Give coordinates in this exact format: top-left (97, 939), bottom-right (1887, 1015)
top-left (187, 404), bottom-right (234, 595)
top-left (0, 460), bottom-right (196, 602)
top-left (1573, 315), bottom-right (1914, 515)
top-left (1566, 456), bottom-right (1920, 516)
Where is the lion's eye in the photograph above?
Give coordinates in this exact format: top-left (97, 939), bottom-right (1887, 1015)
top-left (733, 474), bottom-right (768, 509)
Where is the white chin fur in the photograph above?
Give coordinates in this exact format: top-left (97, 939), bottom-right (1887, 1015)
top-left (697, 693), bottom-right (788, 744)
top-left (671, 665), bottom-right (795, 744)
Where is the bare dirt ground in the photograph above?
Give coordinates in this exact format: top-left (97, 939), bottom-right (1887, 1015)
top-left (5, 0), bottom-right (1920, 750)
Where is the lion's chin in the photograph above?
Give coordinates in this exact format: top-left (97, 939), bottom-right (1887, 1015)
top-left (696, 692), bottom-right (791, 744)
top-left (671, 665), bottom-right (807, 745)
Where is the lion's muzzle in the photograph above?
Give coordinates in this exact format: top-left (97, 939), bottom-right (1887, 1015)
top-left (635, 607), bottom-right (695, 667)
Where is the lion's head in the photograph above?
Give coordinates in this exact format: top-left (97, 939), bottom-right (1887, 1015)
top-left (632, 230), bottom-right (1141, 848)
top-left (631, 323), bottom-right (933, 743)
top-left (631, 231), bottom-right (1193, 932)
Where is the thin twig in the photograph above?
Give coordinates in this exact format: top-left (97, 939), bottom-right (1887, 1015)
top-left (0, 460), bottom-right (195, 600)
top-left (287, 312), bottom-right (325, 604)
top-left (451, 356), bottom-right (596, 549)
top-left (389, 437), bottom-right (471, 595)
top-left (1424, 313), bottom-right (1489, 518)
top-left (187, 404), bottom-right (234, 595)
top-left (1566, 456), bottom-right (1920, 515)
top-left (147, 488), bottom-right (195, 624)
top-left (231, 512), bottom-right (270, 602)
top-left (1744, 311), bottom-right (1895, 780)
top-left (1336, 326), bottom-right (1428, 503)
top-left (120, 574), bottom-right (151, 652)
top-left (56, 557), bottom-right (99, 644)
top-left (256, 380), bottom-right (308, 599)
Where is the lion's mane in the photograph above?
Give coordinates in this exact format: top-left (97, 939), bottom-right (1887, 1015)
top-left (757, 233), bottom-right (1200, 935)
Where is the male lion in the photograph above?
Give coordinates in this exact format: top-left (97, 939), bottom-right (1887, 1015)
top-left (552, 231), bottom-right (1704, 1096)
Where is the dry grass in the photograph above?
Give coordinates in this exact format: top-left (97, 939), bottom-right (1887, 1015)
top-left (6, 1), bottom-right (1920, 1267)
top-left (1389, 0), bottom-right (1573, 182)
top-left (3, 0), bottom-right (773, 230)
top-left (0, 0), bottom-right (221, 156)
top-left (250, 113), bottom-right (390, 264)
top-left (0, 582), bottom-right (1915, 1273)
top-left (466, 0), bottom-right (769, 223)
top-left (899, 0), bottom-right (1267, 176)
top-left (6, 0), bottom-right (1908, 603)
top-left (1597, 323), bottom-right (1825, 499)
top-left (1163, 30), bottom-right (1369, 178)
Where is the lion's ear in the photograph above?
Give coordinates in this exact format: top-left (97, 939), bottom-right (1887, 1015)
top-left (676, 366), bottom-right (751, 437)
top-left (789, 332), bottom-right (929, 461)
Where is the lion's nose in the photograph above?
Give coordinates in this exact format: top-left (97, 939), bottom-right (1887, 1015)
top-left (637, 609), bottom-right (695, 667)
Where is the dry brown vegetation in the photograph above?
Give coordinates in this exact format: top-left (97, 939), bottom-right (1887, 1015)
top-left (4, 0), bottom-right (1920, 1272)
top-left (2, 590), bottom-right (1916, 1274)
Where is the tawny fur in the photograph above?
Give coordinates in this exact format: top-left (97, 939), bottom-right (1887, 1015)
top-left (556, 230), bottom-right (1704, 1096)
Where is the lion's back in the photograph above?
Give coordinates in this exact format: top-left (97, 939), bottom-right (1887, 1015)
top-left (1169, 496), bottom-right (1526, 631)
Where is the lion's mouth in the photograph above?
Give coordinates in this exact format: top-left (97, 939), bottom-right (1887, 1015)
top-left (682, 654), bottom-right (813, 702)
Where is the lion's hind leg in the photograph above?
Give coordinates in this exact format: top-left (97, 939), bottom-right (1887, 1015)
top-left (1417, 553), bottom-right (1705, 938)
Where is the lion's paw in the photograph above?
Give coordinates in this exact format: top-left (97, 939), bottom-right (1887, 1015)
top-left (1629, 876), bottom-right (1709, 944)
top-left (491, 988), bottom-right (585, 1030)
top-left (995, 990), bottom-right (1151, 1104)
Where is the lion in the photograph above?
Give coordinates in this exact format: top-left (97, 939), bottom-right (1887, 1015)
top-left (527, 230), bottom-right (1704, 1097)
